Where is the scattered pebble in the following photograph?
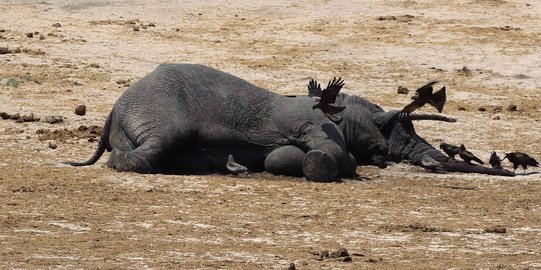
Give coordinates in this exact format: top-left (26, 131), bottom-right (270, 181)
top-left (378, 15), bottom-right (397, 20)
top-left (44, 115), bottom-right (63, 124)
top-left (458, 66), bottom-right (472, 76)
top-left (287, 262), bottom-right (296, 270)
top-left (329, 248), bottom-right (349, 258)
top-left (478, 107), bottom-right (486, 112)
top-left (0, 112), bottom-right (32, 121)
top-left (507, 104), bottom-right (517, 112)
top-left (492, 114), bottom-right (501, 120)
top-left (116, 79), bottom-right (131, 87)
top-left (52, 22), bottom-right (62, 27)
top-left (37, 125), bottom-right (102, 142)
top-left (397, 86), bottom-right (409, 95)
top-left (0, 47), bottom-right (11, 54)
top-left (9, 113), bottom-right (20, 120)
top-left (74, 104), bottom-right (86, 116)
top-left (48, 141), bottom-right (57, 149)
top-left (22, 113), bottom-right (40, 122)
top-left (493, 106), bottom-right (503, 113)
top-left (458, 106), bottom-right (467, 111)
top-left (314, 247), bottom-right (351, 261)
top-left (485, 226), bottom-right (506, 234)
top-left (133, 26), bottom-right (140, 31)
top-left (26, 32), bottom-right (33, 38)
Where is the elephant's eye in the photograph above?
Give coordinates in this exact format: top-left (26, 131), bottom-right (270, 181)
top-left (297, 122), bottom-right (313, 137)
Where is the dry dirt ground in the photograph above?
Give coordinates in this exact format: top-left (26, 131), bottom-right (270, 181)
top-left (1, 0), bottom-right (541, 269)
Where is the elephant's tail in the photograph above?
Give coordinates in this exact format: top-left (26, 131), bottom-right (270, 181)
top-left (63, 112), bottom-right (112, 167)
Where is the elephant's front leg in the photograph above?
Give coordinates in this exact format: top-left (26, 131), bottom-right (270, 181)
top-left (264, 146), bottom-right (305, 177)
top-left (265, 145), bottom-right (344, 182)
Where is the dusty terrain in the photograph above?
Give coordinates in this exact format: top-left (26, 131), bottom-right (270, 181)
top-left (1, 0), bottom-right (540, 269)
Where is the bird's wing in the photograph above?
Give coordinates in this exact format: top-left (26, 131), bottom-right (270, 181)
top-left (308, 79), bottom-right (322, 97)
top-left (320, 77), bottom-right (345, 104)
top-left (466, 151), bottom-right (485, 164)
top-left (429, 86), bottom-right (447, 113)
top-left (325, 105), bottom-right (346, 115)
top-left (401, 100), bottom-right (423, 114)
top-left (472, 155), bottom-right (485, 165)
top-left (415, 80), bottom-right (439, 97)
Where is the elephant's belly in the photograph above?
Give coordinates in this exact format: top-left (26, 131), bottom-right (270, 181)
top-left (160, 145), bottom-right (268, 174)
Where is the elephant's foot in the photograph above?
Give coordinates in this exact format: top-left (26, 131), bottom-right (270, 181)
top-left (107, 148), bottom-right (153, 173)
top-left (303, 150), bottom-right (338, 182)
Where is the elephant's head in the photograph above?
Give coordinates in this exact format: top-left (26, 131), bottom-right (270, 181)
top-left (335, 94), bottom-right (514, 176)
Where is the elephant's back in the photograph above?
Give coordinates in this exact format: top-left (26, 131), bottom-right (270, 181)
top-left (109, 64), bottom-right (281, 148)
top-left (116, 63), bottom-right (277, 112)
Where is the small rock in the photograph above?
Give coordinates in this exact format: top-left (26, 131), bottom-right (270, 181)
top-left (458, 106), bottom-right (467, 111)
top-left (507, 104), bottom-right (517, 112)
top-left (0, 112), bottom-right (10, 119)
top-left (459, 66), bottom-right (472, 76)
top-left (492, 114), bottom-right (501, 120)
top-left (493, 106), bottom-right (503, 113)
top-left (318, 250), bottom-right (329, 259)
top-left (52, 22), bottom-right (62, 27)
top-left (485, 226), bottom-right (506, 234)
top-left (78, 125), bottom-right (88, 131)
top-left (341, 256), bottom-right (352, 262)
top-left (287, 262), bottom-right (296, 270)
top-left (26, 32), bottom-right (34, 38)
top-left (22, 113), bottom-right (39, 122)
top-left (9, 113), bottom-right (20, 120)
top-left (378, 15), bottom-right (397, 20)
top-left (89, 63), bottom-right (100, 68)
top-left (397, 86), bottom-right (409, 95)
top-left (478, 107), bottom-right (486, 112)
top-left (44, 115), bottom-right (63, 124)
top-left (74, 104), bottom-right (86, 116)
top-left (0, 47), bottom-right (11, 54)
top-left (329, 248), bottom-right (349, 258)
top-left (39, 35), bottom-right (45, 40)
top-left (48, 141), bottom-right (57, 149)
top-left (116, 79), bottom-right (130, 86)
top-left (133, 26), bottom-right (140, 31)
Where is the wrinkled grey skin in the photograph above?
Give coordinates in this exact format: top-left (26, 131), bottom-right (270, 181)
top-left (331, 93), bottom-right (514, 176)
top-left (65, 64), bottom-right (356, 182)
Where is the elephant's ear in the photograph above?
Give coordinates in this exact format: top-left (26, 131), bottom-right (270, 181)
top-left (327, 112), bottom-right (344, 123)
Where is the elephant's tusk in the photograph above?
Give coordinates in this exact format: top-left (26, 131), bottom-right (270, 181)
top-left (406, 113), bottom-right (457, 122)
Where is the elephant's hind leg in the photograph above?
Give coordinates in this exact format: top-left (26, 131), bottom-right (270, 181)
top-left (107, 138), bottom-right (170, 173)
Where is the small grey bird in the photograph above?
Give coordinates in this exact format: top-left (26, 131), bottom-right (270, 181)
top-left (439, 143), bottom-right (460, 160)
top-left (489, 152), bottom-right (503, 169)
top-left (226, 154), bottom-right (248, 175)
top-left (400, 81), bottom-right (446, 117)
top-left (310, 77), bottom-right (346, 116)
top-left (458, 144), bottom-right (485, 165)
top-left (503, 152), bottom-right (539, 174)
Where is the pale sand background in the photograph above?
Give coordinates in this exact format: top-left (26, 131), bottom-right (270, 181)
top-left (1, 0), bottom-right (540, 269)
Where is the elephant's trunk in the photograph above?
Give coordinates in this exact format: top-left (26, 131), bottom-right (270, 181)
top-left (387, 112), bottom-right (514, 177)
